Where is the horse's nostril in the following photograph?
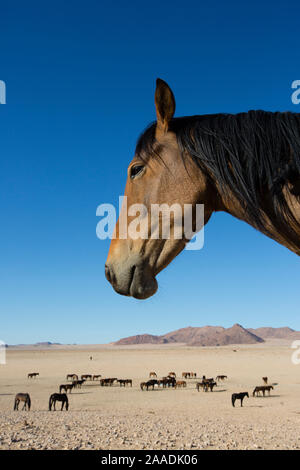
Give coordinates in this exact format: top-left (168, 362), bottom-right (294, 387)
top-left (105, 264), bottom-right (111, 283)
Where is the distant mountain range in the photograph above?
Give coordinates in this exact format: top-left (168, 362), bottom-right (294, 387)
top-left (114, 325), bottom-right (300, 347)
top-left (6, 342), bottom-right (61, 348)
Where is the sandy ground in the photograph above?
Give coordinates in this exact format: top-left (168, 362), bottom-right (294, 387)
top-left (1, 341), bottom-right (300, 450)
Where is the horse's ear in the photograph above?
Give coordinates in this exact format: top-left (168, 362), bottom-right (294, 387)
top-left (155, 78), bottom-right (176, 135)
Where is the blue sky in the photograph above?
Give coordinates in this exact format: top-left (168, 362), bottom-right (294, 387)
top-left (0, 1), bottom-right (299, 344)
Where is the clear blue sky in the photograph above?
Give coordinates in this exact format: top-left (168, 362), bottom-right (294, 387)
top-left (0, 0), bottom-right (299, 344)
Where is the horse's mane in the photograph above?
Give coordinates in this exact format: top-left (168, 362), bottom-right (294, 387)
top-left (135, 111), bottom-right (300, 247)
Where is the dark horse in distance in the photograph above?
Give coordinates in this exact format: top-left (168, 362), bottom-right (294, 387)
top-left (231, 392), bottom-right (249, 407)
top-left (14, 393), bottom-right (31, 411)
top-left (105, 79), bottom-right (300, 299)
top-left (49, 393), bottom-right (69, 411)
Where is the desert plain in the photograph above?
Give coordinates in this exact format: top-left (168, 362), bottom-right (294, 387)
top-left (0, 340), bottom-right (300, 450)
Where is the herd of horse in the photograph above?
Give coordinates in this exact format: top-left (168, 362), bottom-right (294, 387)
top-left (13, 370), bottom-right (274, 411)
top-left (140, 376), bottom-right (177, 390)
top-left (13, 371), bottom-right (135, 411)
top-left (140, 372), bottom-right (275, 408)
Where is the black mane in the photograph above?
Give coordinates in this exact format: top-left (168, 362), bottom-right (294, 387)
top-left (135, 110), bottom-right (300, 248)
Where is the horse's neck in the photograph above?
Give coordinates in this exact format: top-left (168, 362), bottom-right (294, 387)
top-left (217, 185), bottom-right (300, 256)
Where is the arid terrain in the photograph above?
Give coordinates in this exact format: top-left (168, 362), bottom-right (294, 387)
top-left (1, 340), bottom-right (300, 450)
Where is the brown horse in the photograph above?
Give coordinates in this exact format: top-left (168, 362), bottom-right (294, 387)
top-left (149, 372), bottom-right (157, 378)
top-left (175, 380), bottom-right (186, 388)
top-left (262, 376), bottom-right (268, 384)
top-left (196, 382), bottom-right (206, 392)
top-left (196, 379), bottom-right (216, 392)
top-left (28, 372), bottom-right (39, 379)
top-left (205, 381), bottom-right (217, 392)
top-left (105, 78), bottom-right (300, 299)
top-left (59, 384), bottom-right (74, 393)
top-left (14, 393), bottom-right (31, 410)
top-left (253, 385), bottom-right (274, 397)
top-left (118, 379), bottom-right (132, 387)
top-left (72, 379), bottom-right (85, 388)
top-left (140, 379), bottom-right (158, 391)
top-left (158, 376), bottom-right (176, 388)
top-left (100, 378), bottom-right (118, 386)
top-left (66, 374), bottom-right (78, 381)
top-left (81, 374), bottom-right (92, 381)
top-left (216, 375), bottom-right (228, 382)
top-left (182, 372), bottom-right (195, 378)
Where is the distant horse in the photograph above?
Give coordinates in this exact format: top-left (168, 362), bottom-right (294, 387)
top-left (196, 380), bottom-right (216, 392)
top-left (81, 374), bottom-right (92, 381)
top-left (166, 376), bottom-right (176, 388)
top-left (232, 392), bottom-right (249, 407)
top-left (28, 372), bottom-right (39, 379)
top-left (196, 382), bottom-right (206, 392)
top-left (158, 377), bottom-right (175, 388)
top-left (93, 375), bottom-right (102, 381)
top-left (59, 384), bottom-right (73, 393)
top-left (140, 379), bottom-right (158, 391)
top-left (105, 78), bottom-right (300, 301)
top-left (216, 375), bottom-right (227, 381)
top-left (14, 393), bottom-right (31, 411)
top-left (253, 385), bottom-right (274, 397)
top-left (149, 372), bottom-right (157, 378)
top-left (118, 379), bottom-right (132, 387)
top-left (182, 372), bottom-right (196, 378)
top-left (49, 393), bottom-right (69, 411)
top-left (72, 379), bottom-right (85, 388)
top-left (67, 374), bottom-right (78, 381)
top-left (262, 377), bottom-right (268, 384)
top-left (205, 381), bottom-right (217, 392)
top-left (203, 377), bottom-right (215, 384)
top-left (175, 380), bottom-right (186, 389)
top-left (100, 378), bottom-right (118, 386)
top-left (168, 372), bottom-right (176, 378)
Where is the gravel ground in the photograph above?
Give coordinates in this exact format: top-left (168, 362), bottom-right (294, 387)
top-left (1, 410), bottom-right (300, 450)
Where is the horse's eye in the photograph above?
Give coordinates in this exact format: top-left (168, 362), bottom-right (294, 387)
top-left (130, 165), bottom-right (144, 179)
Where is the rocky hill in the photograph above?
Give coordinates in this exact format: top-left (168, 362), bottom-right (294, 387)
top-left (115, 334), bottom-right (166, 345)
top-left (248, 327), bottom-right (299, 339)
top-left (114, 324), bottom-right (265, 346)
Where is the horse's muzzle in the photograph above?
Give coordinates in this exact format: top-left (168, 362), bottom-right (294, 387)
top-left (105, 262), bottom-right (158, 300)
